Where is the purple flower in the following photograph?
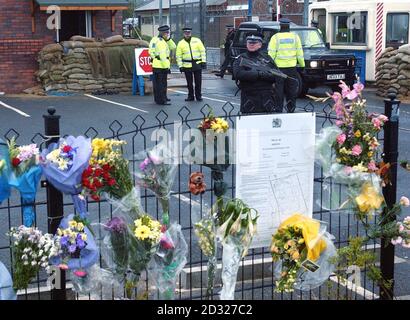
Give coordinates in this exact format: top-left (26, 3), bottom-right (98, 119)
top-left (105, 216), bottom-right (127, 233)
top-left (77, 238), bottom-right (86, 249)
top-left (60, 236), bottom-right (68, 246)
top-left (68, 244), bottom-right (77, 253)
top-left (139, 158), bottom-right (151, 171)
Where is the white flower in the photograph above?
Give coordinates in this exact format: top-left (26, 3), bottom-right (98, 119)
top-left (31, 261), bottom-right (37, 266)
top-left (21, 254), bottom-right (28, 260)
top-left (23, 261), bottom-right (29, 265)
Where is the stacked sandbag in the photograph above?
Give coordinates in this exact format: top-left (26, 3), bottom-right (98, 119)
top-left (376, 45), bottom-right (410, 99)
top-left (36, 43), bottom-right (67, 92)
top-left (36, 35), bottom-right (149, 94)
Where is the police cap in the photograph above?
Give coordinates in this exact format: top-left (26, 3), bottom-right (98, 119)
top-left (279, 18), bottom-right (291, 25)
top-left (246, 32), bottom-right (263, 43)
top-left (158, 25), bottom-right (170, 32)
top-left (182, 27), bottom-right (192, 32)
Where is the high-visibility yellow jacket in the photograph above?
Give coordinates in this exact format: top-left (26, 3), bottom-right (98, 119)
top-left (176, 37), bottom-right (206, 69)
top-left (149, 36), bottom-right (176, 69)
top-left (268, 32), bottom-right (305, 68)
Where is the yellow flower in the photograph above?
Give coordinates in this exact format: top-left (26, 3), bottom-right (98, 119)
top-left (298, 238), bottom-right (305, 244)
top-left (76, 222), bottom-right (84, 231)
top-left (367, 151), bottom-right (373, 157)
top-left (134, 225), bottom-right (151, 240)
top-left (271, 245), bottom-right (279, 254)
top-left (354, 130), bottom-right (362, 138)
top-left (57, 228), bottom-right (63, 236)
top-left (352, 162), bottom-right (368, 172)
top-left (81, 233), bottom-right (87, 241)
top-left (355, 183), bottom-right (384, 213)
top-left (363, 133), bottom-right (371, 141)
top-left (68, 220), bottom-right (77, 228)
top-left (291, 251), bottom-right (300, 260)
top-left (210, 118), bottom-right (229, 133)
top-left (134, 219), bottom-right (142, 227)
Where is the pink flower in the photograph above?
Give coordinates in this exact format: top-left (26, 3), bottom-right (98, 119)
top-left (391, 236), bottom-right (403, 245)
top-left (336, 133), bottom-right (346, 145)
top-left (149, 155), bottom-right (162, 165)
top-left (73, 270), bottom-right (87, 278)
top-left (353, 82), bottom-right (364, 93)
top-left (399, 224), bottom-right (405, 232)
top-left (58, 264), bottom-right (69, 270)
top-left (351, 145), bottom-right (362, 156)
top-left (335, 120), bottom-right (344, 127)
top-left (160, 234), bottom-right (174, 250)
top-left (378, 114), bottom-right (388, 122)
top-left (368, 161), bottom-right (377, 171)
top-left (372, 118), bottom-right (382, 130)
top-left (339, 81), bottom-right (350, 99)
top-left (331, 92), bottom-right (342, 104)
top-left (346, 89), bottom-right (359, 100)
top-left (400, 196), bottom-right (410, 207)
top-left (344, 166), bottom-right (353, 175)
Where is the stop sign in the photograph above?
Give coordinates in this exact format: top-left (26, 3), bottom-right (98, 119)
top-left (135, 48), bottom-right (153, 75)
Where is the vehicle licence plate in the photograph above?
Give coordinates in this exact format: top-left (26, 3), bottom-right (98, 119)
top-left (327, 74), bottom-right (345, 80)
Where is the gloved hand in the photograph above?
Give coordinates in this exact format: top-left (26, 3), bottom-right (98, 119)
top-left (179, 67), bottom-right (184, 73)
top-left (201, 63), bottom-right (207, 70)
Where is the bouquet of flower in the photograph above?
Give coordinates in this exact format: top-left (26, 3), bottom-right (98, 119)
top-left (8, 138), bottom-right (42, 227)
top-left (41, 136), bottom-right (92, 219)
top-left (193, 207), bottom-right (218, 299)
top-left (8, 225), bottom-right (60, 290)
top-left (216, 198), bottom-right (258, 300)
top-left (192, 109), bottom-right (231, 200)
top-left (0, 139), bottom-right (11, 204)
top-left (134, 147), bottom-right (177, 226)
top-left (126, 214), bottom-right (162, 298)
top-left (314, 81), bottom-right (387, 219)
top-left (270, 214), bottom-right (336, 293)
top-left (150, 223), bottom-right (188, 300)
top-left (52, 214), bottom-right (98, 277)
top-left (0, 261), bottom-right (16, 300)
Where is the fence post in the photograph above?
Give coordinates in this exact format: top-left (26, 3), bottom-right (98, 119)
top-left (43, 107), bottom-right (66, 300)
top-left (380, 91), bottom-right (400, 300)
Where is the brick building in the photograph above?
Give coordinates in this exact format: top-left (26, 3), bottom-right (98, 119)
top-left (0, 0), bottom-right (128, 94)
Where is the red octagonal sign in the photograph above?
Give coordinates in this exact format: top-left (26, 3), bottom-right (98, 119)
top-left (136, 48), bottom-right (153, 75)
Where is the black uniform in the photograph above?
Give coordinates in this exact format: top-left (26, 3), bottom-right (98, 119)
top-left (153, 68), bottom-right (169, 104)
top-left (218, 30), bottom-right (236, 76)
top-left (233, 50), bottom-right (279, 114)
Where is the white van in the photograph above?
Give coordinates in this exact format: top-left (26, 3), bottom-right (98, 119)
top-left (309, 0), bottom-right (410, 82)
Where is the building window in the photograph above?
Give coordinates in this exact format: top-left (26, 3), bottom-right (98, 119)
top-left (142, 16), bottom-right (153, 25)
top-left (332, 12), bottom-right (367, 45)
top-left (386, 13), bottom-right (409, 47)
top-left (153, 16), bottom-right (168, 25)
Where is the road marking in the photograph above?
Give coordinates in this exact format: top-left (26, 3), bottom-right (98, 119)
top-left (84, 94), bottom-right (148, 113)
top-left (169, 89), bottom-right (240, 106)
top-left (0, 100), bottom-right (30, 117)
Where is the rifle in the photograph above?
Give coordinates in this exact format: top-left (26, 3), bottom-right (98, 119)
top-left (238, 56), bottom-right (297, 81)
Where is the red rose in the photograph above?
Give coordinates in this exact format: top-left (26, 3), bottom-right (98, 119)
top-left (91, 194), bottom-right (100, 201)
top-left (11, 158), bottom-right (21, 167)
top-left (94, 179), bottom-right (103, 188)
top-left (108, 179), bottom-right (116, 186)
top-left (103, 172), bottom-right (111, 180)
top-left (102, 164), bottom-right (111, 171)
top-left (62, 145), bottom-right (72, 153)
top-left (95, 168), bottom-right (103, 177)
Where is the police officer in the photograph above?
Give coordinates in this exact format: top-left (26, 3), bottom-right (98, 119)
top-left (233, 33), bottom-right (278, 114)
top-left (176, 27), bottom-right (206, 101)
top-left (215, 24), bottom-right (236, 79)
top-left (268, 18), bottom-right (305, 113)
top-left (149, 25), bottom-right (176, 105)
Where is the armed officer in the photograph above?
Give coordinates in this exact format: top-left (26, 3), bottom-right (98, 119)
top-left (176, 27), bottom-right (206, 101)
top-left (268, 18), bottom-right (305, 113)
top-left (149, 25), bottom-right (176, 105)
top-left (215, 24), bottom-right (236, 79)
top-left (232, 32), bottom-right (279, 114)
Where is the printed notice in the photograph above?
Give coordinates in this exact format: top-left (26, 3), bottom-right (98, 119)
top-left (235, 113), bottom-right (316, 248)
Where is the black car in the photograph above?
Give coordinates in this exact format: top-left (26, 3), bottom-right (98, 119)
top-left (230, 21), bottom-right (357, 96)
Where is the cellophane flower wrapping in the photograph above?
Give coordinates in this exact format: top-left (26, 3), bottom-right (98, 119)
top-left (271, 214), bottom-right (336, 293)
top-left (8, 139), bottom-right (42, 227)
top-left (41, 136), bottom-right (92, 222)
top-left (50, 214), bottom-right (99, 272)
top-left (217, 198), bottom-right (258, 300)
top-left (69, 264), bottom-right (124, 298)
top-left (191, 110), bottom-right (231, 174)
top-left (134, 146), bottom-right (177, 225)
top-left (192, 203), bottom-right (218, 298)
top-left (0, 139), bottom-right (11, 203)
top-left (149, 223), bottom-right (188, 300)
top-left (0, 261), bottom-right (16, 300)
top-left (98, 212), bottom-right (162, 299)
